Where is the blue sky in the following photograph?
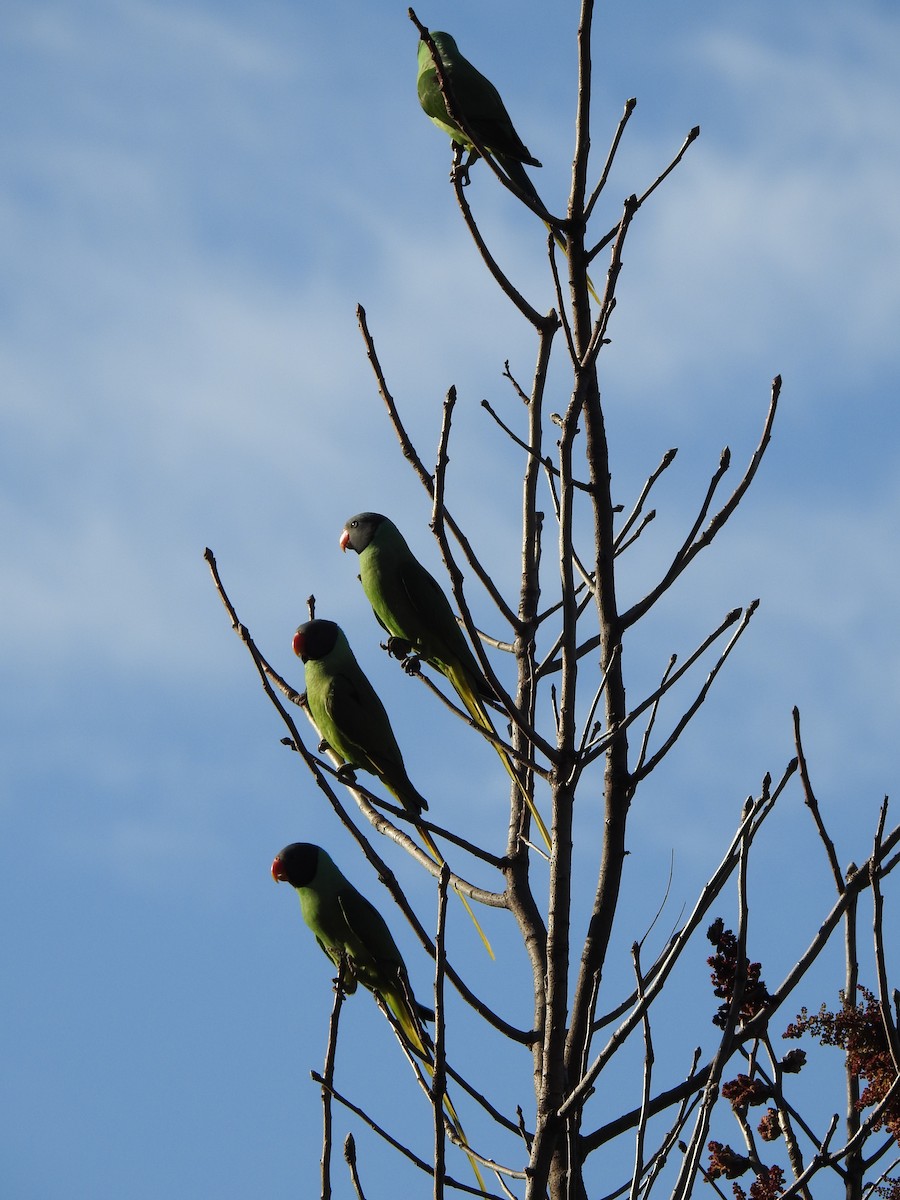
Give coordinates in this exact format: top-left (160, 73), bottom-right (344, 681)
top-left (4, 1), bottom-right (900, 1196)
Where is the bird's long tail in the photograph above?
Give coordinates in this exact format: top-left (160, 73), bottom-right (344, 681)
top-left (435, 1073), bottom-right (486, 1192)
top-left (385, 990), bottom-right (487, 1191)
top-left (387, 781), bottom-right (495, 959)
top-left (496, 155), bottom-right (601, 306)
top-left (449, 667), bottom-right (552, 852)
top-left (417, 820), bottom-right (495, 962)
top-left (419, 1041), bottom-right (487, 1189)
top-left (545, 225), bottom-right (602, 306)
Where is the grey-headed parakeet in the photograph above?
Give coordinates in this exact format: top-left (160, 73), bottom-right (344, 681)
top-left (417, 29), bottom-right (547, 215)
top-left (292, 618), bottom-right (493, 953)
top-left (272, 842), bottom-right (485, 1186)
top-left (272, 841), bottom-right (431, 1053)
top-left (340, 513), bottom-right (550, 849)
top-left (292, 618), bottom-right (428, 819)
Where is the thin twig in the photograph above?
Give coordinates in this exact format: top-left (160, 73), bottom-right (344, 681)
top-left (433, 865), bottom-right (450, 1200)
top-left (628, 944), bottom-right (654, 1200)
top-left (343, 1134), bottom-right (368, 1200)
top-left (621, 377), bottom-right (781, 631)
top-left (320, 956), bottom-right (348, 1200)
top-left (311, 1072), bottom-right (509, 1198)
top-left (356, 305), bottom-right (520, 628)
top-left (585, 97), bottom-right (637, 222)
top-left (580, 605), bottom-right (745, 752)
top-left (627, 600), bottom-right (760, 781)
top-left (631, 653), bottom-right (677, 778)
top-left (480, 398), bottom-right (591, 493)
top-left (793, 706), bottom-right (844, 892)
top-left (614, 448), bottom-right (677, 551)
top-left (872, 798), bottom-right (900, 1077)
top-left (588, 125), bottom-right (701, 261)
top-left (670, 810), bottom-right (753, 1200)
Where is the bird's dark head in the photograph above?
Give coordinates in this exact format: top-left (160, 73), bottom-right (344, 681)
top-left (292, 619), bottom-right (340, 663)
top-left (426, 31), bottom-right (458, 62)
top-left (339, 512), bottom-right (387, 555)
top-left (271, 842), bottom-right (320, 887)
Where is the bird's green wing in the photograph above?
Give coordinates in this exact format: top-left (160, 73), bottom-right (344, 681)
top-left (336, 884), bottom-right (429, 1056)
top-left (322, 668), bottom-right (403, 775)
top-left (336, 884), bottom-right (405, 975)
top-left (396, 555), bottom-right (492, 689)
top-left (322, 667), bottom-right (429, 817)
top-left (417, 33), bottom-right (540, 166)
top-left (314, 933), bottom-right (359, 993)
top-left (360, 523), bottom-right (492, 699)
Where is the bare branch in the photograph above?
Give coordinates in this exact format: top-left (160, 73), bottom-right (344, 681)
top-left (433, 866), bottom-right (450, 1200)
top-left (621, 376), bottom-right (781, 630)
top-left (628, 944), bottom-right (655, 1200)
top-left (614, 447), bottom-right (678, 552)
top-left (320, 956), bottom-right (348, 1200)
top-left (585, 97), bottom-right (638, 222)
top-left (588, 125), bottom-right (701, 261)
top-left (581, 604), bottom-right (745, 753)
top-left (628, 599), bottom-right (760, 781)
top-left (355, 306), bottom-right (520, 626)
top-left (312, 1071), bottom-right (508, 1198)
top-left (793, 705), bottom-right (844, 892)
top-left (343, 1135), bottom-right (368, 1200)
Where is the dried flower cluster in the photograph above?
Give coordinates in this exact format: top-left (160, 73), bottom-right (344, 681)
top-left (706, 1144), bottom-right (784, 1200)
top-left (721, 1073), bottom-right (770, 1113)
top-left (785, 985), bottom-right (900, 1141)
top-left (732, 1164), bottom-right (785, 1200)
top-left (707, 918), bottom-right (773, 1030)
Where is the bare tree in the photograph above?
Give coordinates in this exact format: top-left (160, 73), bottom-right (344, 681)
top-left (206, 4), bottom-right (900, 1197)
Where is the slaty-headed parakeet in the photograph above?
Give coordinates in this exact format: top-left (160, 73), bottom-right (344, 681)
top-left (340, 513), bottom-right (550, 849)
top-left (292, 618), bottom-right (429, 818)
top-left (292, 618), bottom-right (493, 954)
top-left (417, 29), bottom-right (602, 304)
top-left (417, 29), bottom-right (547, 214)
top-left (272, 841), bottom-right (431, 1052)
top-left (272, 842), bottom-right (485, 1187)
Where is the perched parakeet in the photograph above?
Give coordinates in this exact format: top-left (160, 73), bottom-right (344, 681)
top-left (292, 618), bottom-right (429, 818)
top-left (272, 841), bottom-right (431, 1053)
top-left (417, 29), bottom-right (601, 304)
top-left (272, 842), bottom-right (485, 1187)
top-left (417, 29), bottom-right (547, 214)
top-left (340, 513), bottom-right (550, 850)
top-left (292, 618), bottom-right (493, 955)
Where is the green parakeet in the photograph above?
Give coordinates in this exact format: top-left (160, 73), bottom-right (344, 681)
top-left (272, 841), bottom-right (485, 1188)
top-left (417, 29), bottom-right (601, 305)
top-left (340, 513), bottom-right (550, 850)
top-left (292, 618), bottom-right (429, 819)
top-left (417, 29), bottom-right (547, 215)
top-left (272, 841), bottom-right (431, 1053)
top-left (292, 618), bottom-right (493, 955)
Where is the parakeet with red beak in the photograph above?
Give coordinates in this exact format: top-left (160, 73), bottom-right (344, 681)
top-left (272, 841), bottom-right (431, 1053)
top-left (417, 29), bottom-right (599, 303)
top-left (292, 617), bottom-right (493, 955)
top-left (340, 513), bottom-right (550, 849)
top-left (292, 618), bottom-right (428, 818)
top-left (417, 29), bottom-right (547, 214)
top-left (272, 841), bottom-right (485, 1187)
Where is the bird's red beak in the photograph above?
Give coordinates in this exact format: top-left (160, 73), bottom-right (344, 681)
top-left (271, 855), bottom-right (287, 882)
top-left (292, 630), bottom-right (304, 659)
top-left (339, 528), bottom-right (350, 553)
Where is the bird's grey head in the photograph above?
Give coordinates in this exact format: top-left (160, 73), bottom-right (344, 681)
top-left (340, 512), bottom-right (387, 555)
top-left (271, 842), bottom-right (321, 887)
top-left (292, 619), bottom-right (340, 663)
top-left (427, 31), bottom-right (459, 61)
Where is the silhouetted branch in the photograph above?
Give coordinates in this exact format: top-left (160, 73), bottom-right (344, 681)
top-left (621, 377), bottom-right (781, 630)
